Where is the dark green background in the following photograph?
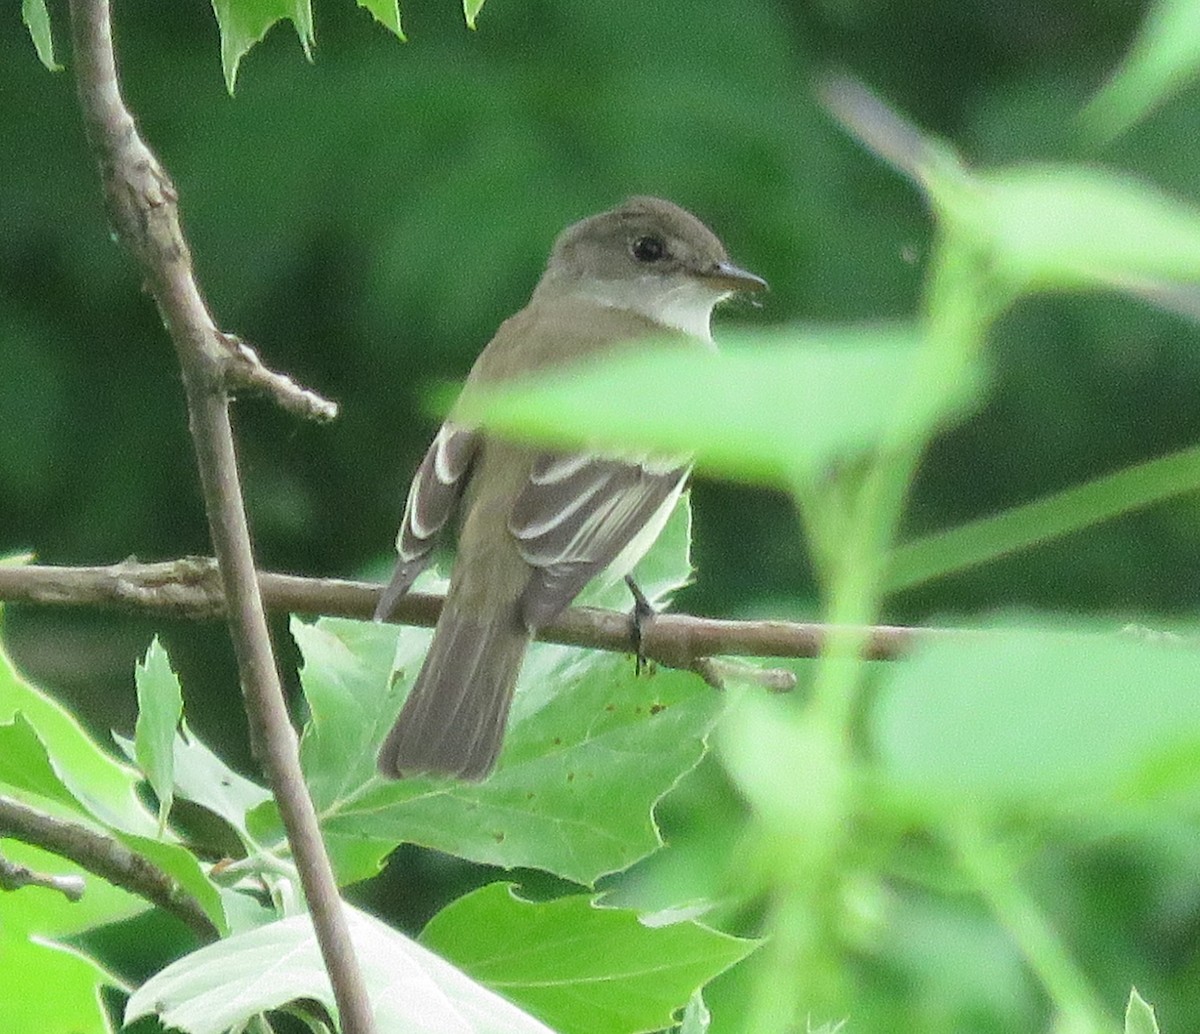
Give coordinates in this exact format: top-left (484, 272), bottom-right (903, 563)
top-left (4, 0), bottom-right (1200, 1024)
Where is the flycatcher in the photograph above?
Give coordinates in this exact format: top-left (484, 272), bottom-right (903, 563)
top-left (375, 196), bottom-right (766, 780)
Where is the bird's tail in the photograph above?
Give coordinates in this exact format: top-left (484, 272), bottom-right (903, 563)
top-left (377, 599), bottom-right (531, 781)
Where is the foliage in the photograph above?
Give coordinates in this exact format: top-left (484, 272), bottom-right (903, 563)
top-left (6, 0), bottom-right (1200, 1033)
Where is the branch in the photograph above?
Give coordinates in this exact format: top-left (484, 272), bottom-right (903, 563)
top-left (0, 796), bottom-right (217, 940)
top-left (67, 4), bottom-right (370, 1032)
top-left (0, 559), bottom-right (974, 673)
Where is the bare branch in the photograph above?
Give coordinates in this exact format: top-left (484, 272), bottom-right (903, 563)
top-left (66, 3), bottom-right (371, 1031)
top-left (0, 796), bottom-right (217, 939)
top-left (0, 559), bottom-right (977, 673)
top-left (0, 849), bottom-right (86, 903)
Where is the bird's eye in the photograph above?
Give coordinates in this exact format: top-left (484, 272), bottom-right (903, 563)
top-left (631, 235), bottom-right (667, 262)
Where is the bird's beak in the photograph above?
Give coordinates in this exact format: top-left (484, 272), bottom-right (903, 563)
top-left (699, 260), bottom-right (769, 294)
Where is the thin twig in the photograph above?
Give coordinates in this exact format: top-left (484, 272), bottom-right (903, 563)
top-left (0, 847), bottom-right (86, 902)
top-left (0, 796), bottom-right (216, 939)
top-left (0, 558), bottom-right (986, 670)
top-left (66, 4), bottom-right (372, 1032)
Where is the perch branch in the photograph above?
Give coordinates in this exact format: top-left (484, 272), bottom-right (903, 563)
top-left (66, 3), bottom-right (370, 1031)
top-left (0, 796), bottom-right (217, 940)
top-left (0, 558), bottom-right (984, 677)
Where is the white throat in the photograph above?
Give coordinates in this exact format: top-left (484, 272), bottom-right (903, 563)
top-left (580, 276), bottom-right (726, 346)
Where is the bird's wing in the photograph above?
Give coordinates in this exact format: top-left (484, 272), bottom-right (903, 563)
top-left (510, 451), bottom-right (689, 628)
top-left (374, 422), bottom-right (480, 620)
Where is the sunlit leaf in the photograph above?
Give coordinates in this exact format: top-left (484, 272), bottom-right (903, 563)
top-left (0, 631), bottom-right (157, 836)
top-left (421, 883), bottom-right (756, 1034)
top-left (126, 907), bottom-right (555, 1034)
top-left (0, 920), bottom-right (121, 1034)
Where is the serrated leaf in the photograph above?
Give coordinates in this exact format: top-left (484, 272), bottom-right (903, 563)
top-left (280, 496), bottom-right (718, 885)
top-left (134, 637), bottom-right (183, 832)
top-left (126, 907), bottom-right (556, 1034)
top-left (463, 0), bottom-right (487, 29)
top-left (0, 629), bottom-right (158, 836)
top-left (459, 326), bottom-right (979, 489)
top-left (421, 884), bottom-right (756, 1034)
top-left (1125, 988), bottom-right (1160, 1034)
top-left (210, 0), bottom-right (315, 93)
top-left (22, 0), bottom-right (62, 71)
top-left (357, 0), bottom-right (404, 38)
top-left (0, 712), bottom-right (79, 808)
top-left (1083, 0), bottom-right (1200, 142)
top-left (874, 624), bottom-right (1200, 817)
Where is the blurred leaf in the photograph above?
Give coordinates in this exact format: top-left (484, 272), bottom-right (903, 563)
top-left (421, 883), bottom-right (756, 1034)
top-left (278, 497), bottom-right (718, 885)
top-left (1083, 0), bottom-right (1200, 142)
top-left (134, 637), bottom-right (183, 832)
top-left (21, 0), bottom-right (62, 72)
top-left (357, 0), bottom-right (404, 38)
top-left (0, 628), bottom-right (157, 836)
top-left (0, 920), bottom-right (121, 1034)
top-left (210, 0), bottom-right (315, 93)
top-left (1126, 988), bottom-right (1161, 1034)
top-left (459, 326), bottom-right (979, 489)
top-left (889, 442), bottom-right (1200, 591)
top-left (935, 164), bottom-right (1200, 300)
top-left (873, 624), bottom-right (1200, 817)
top-left (126, 907), bottom-right (556, 1034)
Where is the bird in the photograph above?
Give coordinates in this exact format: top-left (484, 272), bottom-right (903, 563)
top-left (374, 196), bottom-right (766, 780)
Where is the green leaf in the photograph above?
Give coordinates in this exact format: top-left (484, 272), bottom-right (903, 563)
top-left (0, 712), bottom-right (80, 809)
top-left (1083, 0), bottom-right (1200, 142)
top-left (889, 442), bottom-right (1200, 591)
top-left (21, 0), bottom-right (61, 71)
top-left (934, 164), bottom-right (1200, 299)
top-left (1125, 988), bottom-right (1161, 1034)
top-left (873, 624), bottom-right (1200, 817)
top-left (209, 0), bottom-right (315, 93)
top-left (463, 0), bottom-right (487, 29)
top-left (0, 631), bottom-right (157, 836)
top-left (422, 884), bottom-right (755, 1034)
top-left (357, 0), bottom-right (404, 38)
top-left (134, 637), bottom-right (183, 832)
top-left (678, 991), bottom-right (711, 1034)
top-left (171, 721), bottom-right (273, 846)
top-left (126, 906), bottom-right (556, 1034)
top-left (459, 326), bottom-right (979, 489)
top-left (0, 920), bottom-right (121, 1034)
top-left (284, 496), bottom-right (717, 885)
